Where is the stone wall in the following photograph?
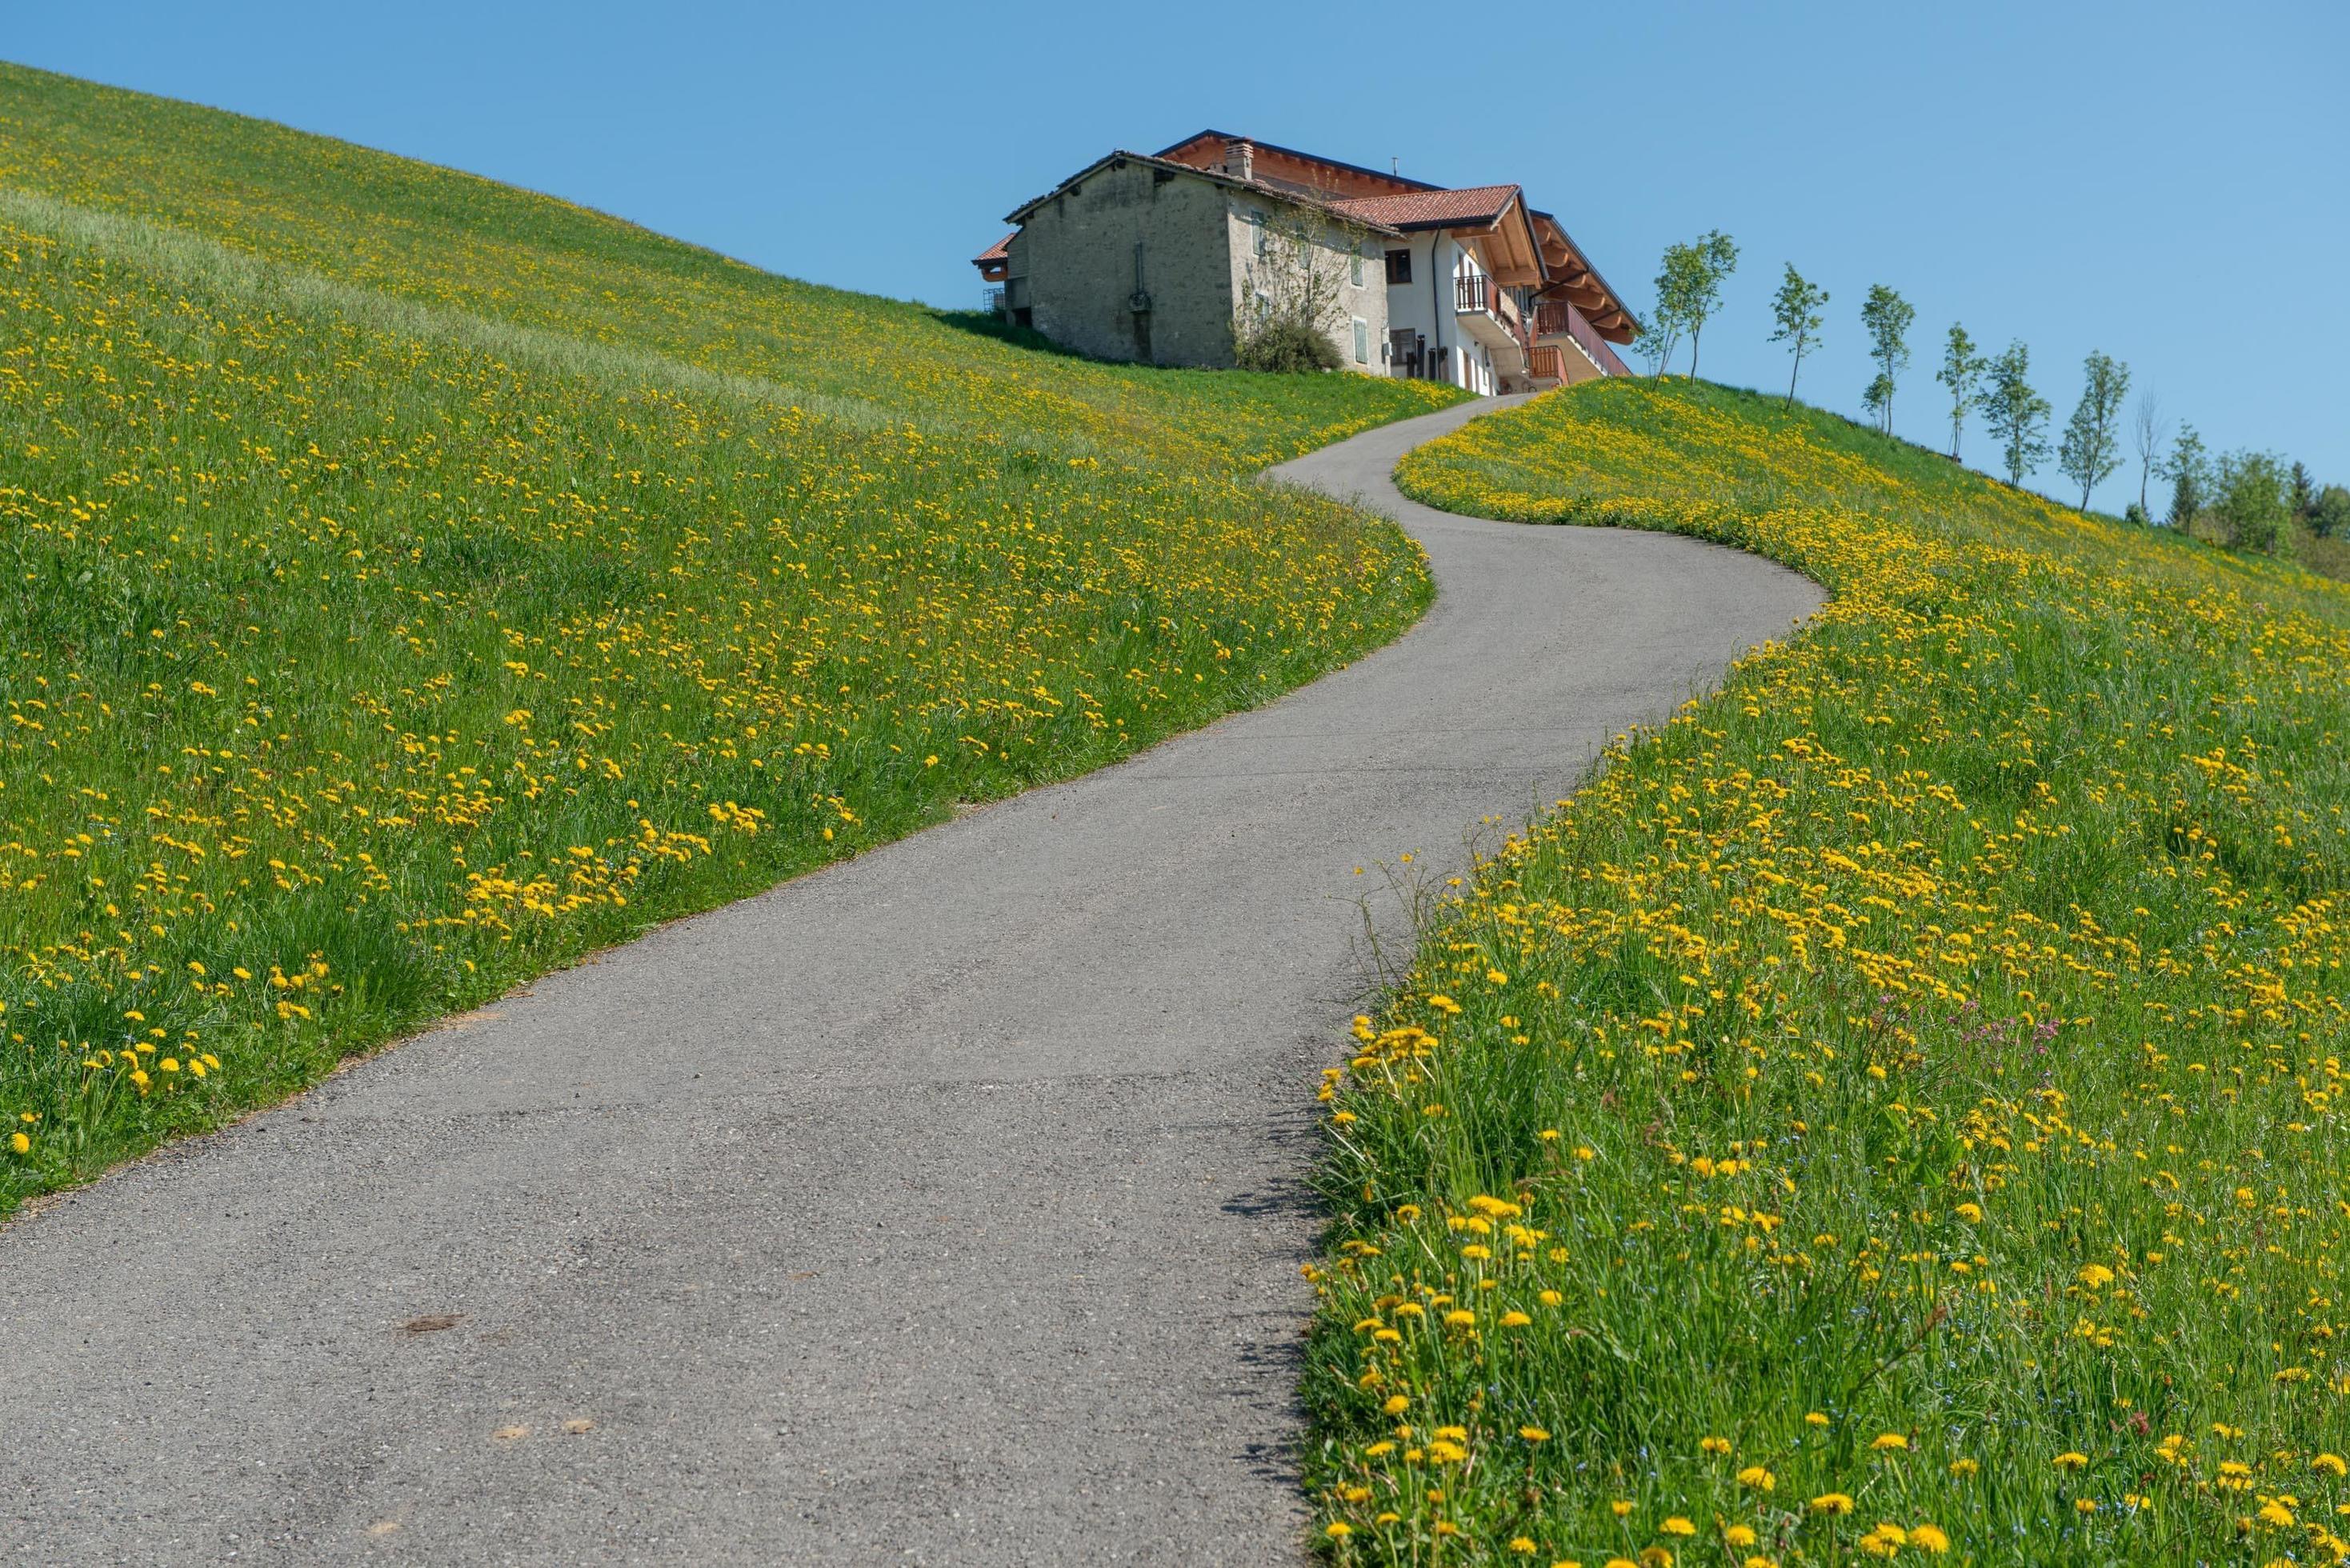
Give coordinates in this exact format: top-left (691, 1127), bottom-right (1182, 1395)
top-left (1003, 162), bottom-right (1392, 374)
top-left (1223, 196), bottom-right (1390, 374)
top-left (1005, 160), bottom-right (1239, 367)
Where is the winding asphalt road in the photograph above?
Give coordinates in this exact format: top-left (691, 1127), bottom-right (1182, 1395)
top-left (2, 397), bottom-right (1820, 1565)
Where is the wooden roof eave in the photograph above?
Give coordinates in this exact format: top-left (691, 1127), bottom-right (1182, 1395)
top-left (1448, 194), bottom-right (1543, 286)
top-left (1528, 211), bottom-right (1637, 332)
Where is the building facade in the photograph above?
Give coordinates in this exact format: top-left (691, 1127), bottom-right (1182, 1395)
top-left (979, 149), bottom-right (1397, 374)
top-left (975, 132), bottom-right (1638, 394)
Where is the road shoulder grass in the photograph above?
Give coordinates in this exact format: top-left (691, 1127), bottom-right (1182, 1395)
top-left (1303, 376), bottom-right (2350, 1566)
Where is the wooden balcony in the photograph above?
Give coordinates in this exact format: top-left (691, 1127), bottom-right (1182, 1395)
top-left (1532, 298), bottom-right (1630, 378)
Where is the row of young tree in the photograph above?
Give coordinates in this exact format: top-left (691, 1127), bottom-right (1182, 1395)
top-left (1639, 234), bottom-right (2347, 554)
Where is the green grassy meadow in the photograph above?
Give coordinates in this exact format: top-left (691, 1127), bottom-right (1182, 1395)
top-left (1305, 378), bottom-right (2350, 1565)
top-left (0, 63), bottom-right (1464, 1211)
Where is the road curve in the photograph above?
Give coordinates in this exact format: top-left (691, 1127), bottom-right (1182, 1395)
top-left (2, 397), bottom-right (1822, 1566)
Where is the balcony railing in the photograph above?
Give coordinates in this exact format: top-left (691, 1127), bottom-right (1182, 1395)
top-left (983, 286), bottom-right (1007, 315)
top-left (1532, 298), bottom-right (1630, 377)
top-left (1454, 274), bottom-right (1523, 334)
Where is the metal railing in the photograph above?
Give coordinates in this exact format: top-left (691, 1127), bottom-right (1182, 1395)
top-left (1454, 274), bottom-right (1523, 332)
top-left (983, 286), bottom-right (1006, 315)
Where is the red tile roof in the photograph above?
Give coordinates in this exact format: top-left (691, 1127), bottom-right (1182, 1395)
top-left (1000, 150), bottom-right (1407, 237)
top-left (972, 231), bottom-right (1015, 265)
top-left (1328, 184), bottom-right (1521, 230)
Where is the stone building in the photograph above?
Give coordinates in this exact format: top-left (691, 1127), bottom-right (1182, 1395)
top-left (975, 131), bottom-right (1639, 394)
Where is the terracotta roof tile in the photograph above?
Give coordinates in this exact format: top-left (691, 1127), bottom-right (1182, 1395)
top-left (1327, 184), bottom-right (1520, 230)
top-left (973, 231), bottom-right (1015, 265)
top-left (1000, 151), bottom-right (1407, 236)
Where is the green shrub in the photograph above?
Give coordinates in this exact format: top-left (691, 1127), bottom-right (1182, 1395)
top-left (1235, 316), bottom-right (1342, 374)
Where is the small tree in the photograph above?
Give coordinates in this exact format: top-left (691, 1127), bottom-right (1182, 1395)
top-left (1233, 214), bottom-right (1355, 373)
top-left (2130, 391), bottom-right (2168, 521)
top-left (1653, 230), bottom-right (1738, 381)
top-left (1862, 374), bottom-right (1892, 431)
top-left (2309, 483), bottom-right (2350, 539)
top-left (2056, 350), bottom-right (2131, 511)
top-left (1635, 314), bottom-right (1682, 377)
top-left (2211, 450), bottom-right (2290, 554)
top-left (2163, 424), bottom-right (2211, 528)
top-left (2288, 460), bottom-right (2316, 522)
top-left (1858, 284), bottom-right (1916, 434)
top-left (1936, 324), bottom-right (1984, 459)
top-left (1976, 340), bottom-right (2050, 486)
top-left (1647, 248), bottom-right (1692, 376)
top-left (1768, 263), bottom-right (1828, 408)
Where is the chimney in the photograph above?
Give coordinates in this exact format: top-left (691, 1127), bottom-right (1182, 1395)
top-left (1223, 138), bottom-right (1255, 183)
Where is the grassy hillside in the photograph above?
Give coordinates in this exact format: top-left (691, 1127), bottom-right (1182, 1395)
top-left (0, 63), bottom-right (1463, 1211)
top-left (1307, 378), bottom-right (2350, 1565)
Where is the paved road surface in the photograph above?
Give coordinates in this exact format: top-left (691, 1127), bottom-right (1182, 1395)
top-left (1, 398), bottom-right (1821, 1565)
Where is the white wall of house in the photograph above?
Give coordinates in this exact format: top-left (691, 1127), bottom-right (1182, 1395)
top-left (1379, 232), bottom-right (1496, 394)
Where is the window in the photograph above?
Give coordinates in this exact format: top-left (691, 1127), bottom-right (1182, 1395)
top-left (1351, 318), bottom-right (1369, 365)
top-left (1384, 248), bottom-right (1411, 285)
top-left (1350, 248), bottom-right (1363, 287)
top-left (1250, 210), bottom-right (1267, 258)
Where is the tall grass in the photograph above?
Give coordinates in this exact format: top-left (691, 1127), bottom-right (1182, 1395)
top-left (1304, 378), bottom-right (2350, 1566)
top-left (0, 64), bottom-right (1463, 1212)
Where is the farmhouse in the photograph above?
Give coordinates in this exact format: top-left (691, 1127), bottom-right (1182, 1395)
top-left (973, 130), bottom-right (1637, 394)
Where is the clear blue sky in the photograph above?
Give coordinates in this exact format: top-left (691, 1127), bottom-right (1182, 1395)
top-left (12, 1), bottom-right (2345, 498)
